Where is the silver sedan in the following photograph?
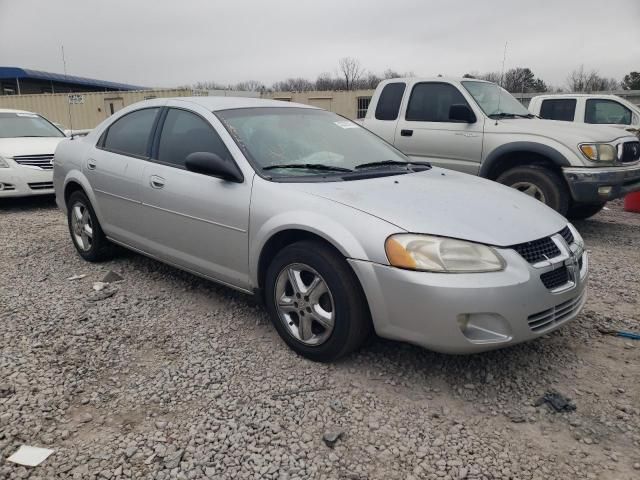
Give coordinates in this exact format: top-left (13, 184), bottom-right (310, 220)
top-left (53, 97), bottom-right (588, 362)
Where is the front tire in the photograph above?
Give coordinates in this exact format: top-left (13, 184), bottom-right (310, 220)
top-left (567, 202), bottom-right (606, 220)
top-left (497, 165), bottom-right (570, 216)
top-left (67, 191), bottom-right (114, 262)
top-left (265, 240), bottom-right (371, 362)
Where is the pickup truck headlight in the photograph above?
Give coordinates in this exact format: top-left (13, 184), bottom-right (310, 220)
top-left (0, 156), bottom-right (10, 168)
top-left (385, 234), bottom-right (505, 273)
top-left (579, 143), bottom-right (617, 162)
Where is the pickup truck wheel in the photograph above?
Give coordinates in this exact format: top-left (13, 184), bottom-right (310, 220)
top-left (265, 240), bottom-right (371, 362)
top-left (567, 202), bottom-right (606, 220)
top-left (497, 166), bottom-right (569, 215)
top-left (67, 191), bottom-right (115, 262)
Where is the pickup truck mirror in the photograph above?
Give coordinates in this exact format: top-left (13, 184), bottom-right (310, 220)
top-left (449, 104), bottom-right (476, 123)
top-left (185, 152), bottom-right (244, 183)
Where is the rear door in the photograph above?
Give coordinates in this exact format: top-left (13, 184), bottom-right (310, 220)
top-left (139, 104), bottom-right (252, 289)
top-left (393, 82), bottom-right (484, 174)
top-left (88, 107), bottom-right (161, 247)
top-left (539, 98), bottom-right (577, 122)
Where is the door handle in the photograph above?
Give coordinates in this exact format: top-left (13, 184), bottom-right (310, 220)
top-left (400, 129), bottom-right (413, 137)
top-left (87, 159), bottom-right (97, 170)
top-left (150, 175), bottom-right (165, 189)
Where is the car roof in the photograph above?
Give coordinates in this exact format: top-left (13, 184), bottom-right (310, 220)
top-left (168, 96), bottom-right (318, 111)
top-left (533, 93), bottom-right (620, 99)
top-left (0, 108), bottom-right (36, 115)
top-left (384, 77), bottom-right (493, 84)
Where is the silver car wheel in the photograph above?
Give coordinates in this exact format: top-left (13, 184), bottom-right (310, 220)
top-left (512, 182), bottom-right (546, 203)
top-left (274, 263), bottom-right (335, 346)
top-left (70, 202), bottom-right (94, 252)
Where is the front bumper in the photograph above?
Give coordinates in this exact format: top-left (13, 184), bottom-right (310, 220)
top-left (0, 167), bottom-right (54, 198)
top-left (563, 163), bottom-right (640, 203)
top-left (348, 247), bottom-right (588, 354)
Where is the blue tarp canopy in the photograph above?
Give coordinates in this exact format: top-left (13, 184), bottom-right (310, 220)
top-left (0, 66), bottom-right (147, 91)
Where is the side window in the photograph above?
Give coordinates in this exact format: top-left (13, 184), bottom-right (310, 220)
top-left (406, 83), bottom-right (471, 122)
top-left (375, 83), bottom-right (406, 120)
top-left (540, 99), bottom-right (576, 121)
top-left (102, 108), bottom-right (159, 157)
top-left (157, 109), bottom-right (232, 168)
top-left (585, 99), bottom-right (631, 125)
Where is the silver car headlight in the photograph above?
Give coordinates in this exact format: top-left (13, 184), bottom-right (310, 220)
top-left (385, 234), bottom-right (505, 273)
top-left (579, 143), bottom-right (617, 162)
top-left (0, 156), bottom-right (10, 168)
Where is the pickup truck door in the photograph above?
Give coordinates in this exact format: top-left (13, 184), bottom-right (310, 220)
top-left (393, 82), bottom-right (484, 175)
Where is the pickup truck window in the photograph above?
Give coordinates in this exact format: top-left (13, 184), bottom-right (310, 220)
top-left (462, 81), bottom-right (530, 117)
top-left (375, 83), bottom-right (406, 120)
top-left (540, 99), bottom-right (577, 121)
top-left (406, 82), bottom-right (471, 122)
top-left (585, 99), bottom-right (631, 125)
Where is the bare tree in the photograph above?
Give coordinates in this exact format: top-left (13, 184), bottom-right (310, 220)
top-left (315, 72), bottom-right (336, 91)
top-left (567, 65), bottom-right (619, 92)
top-left (272, 77), bottom-right (314, 92)
top-left (338, 57), bottom-right (364, 90)
top-left (234, 80), bottom-right (265, 92)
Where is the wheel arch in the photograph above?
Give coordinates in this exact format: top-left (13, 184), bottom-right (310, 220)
top-left (480, 142), bottom-right (570, 180)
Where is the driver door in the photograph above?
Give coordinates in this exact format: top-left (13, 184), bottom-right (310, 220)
top-left (139, 105), bottom-right (252, 289)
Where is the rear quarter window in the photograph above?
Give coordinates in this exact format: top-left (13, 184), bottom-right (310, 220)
top-left (375, 83), bottom-right (406, 121)
top-left (539, 99), bottom-right (577, 121)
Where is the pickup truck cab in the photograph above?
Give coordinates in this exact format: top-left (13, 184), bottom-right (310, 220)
top-left (363, 78), bottom-right (640, 219)
top-left (529, 93), bottom-right (640, 135)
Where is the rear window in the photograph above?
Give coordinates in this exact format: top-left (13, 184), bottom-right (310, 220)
top-left (375, 83), bottom-right (406, 120)
top-left (539, 99), bottom-right (577, 121)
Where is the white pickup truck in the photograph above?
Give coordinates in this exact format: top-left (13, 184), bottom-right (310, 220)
top-left (362, 78), bottom-right (640, 219)
top-left (529, 93), bottom-right (640, 134)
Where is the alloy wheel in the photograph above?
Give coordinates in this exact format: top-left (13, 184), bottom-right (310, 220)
top-left (511, 181), bottom-right (547, 203)
top-left (70, 202), bottom-right (94, 252)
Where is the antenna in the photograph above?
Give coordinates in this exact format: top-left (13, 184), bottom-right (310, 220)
top-left (61, 45), bottom-right (75, 139)
top-left (495, 41), bottom-right (508, 125)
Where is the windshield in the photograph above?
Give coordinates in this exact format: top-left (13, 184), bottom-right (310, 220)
top-left (462, 81), bottom-right (531, 117)
top-left (215, 107), bottom-right (410, 178)
top-left (0, 112), bottom-right (65, 138)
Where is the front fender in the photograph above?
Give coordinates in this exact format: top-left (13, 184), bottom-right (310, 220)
top-left (480, 140), bottom-right (575, 178)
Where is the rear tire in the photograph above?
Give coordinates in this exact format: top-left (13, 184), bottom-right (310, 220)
top-left (497, 165), bottom-right (570, 216)
top-left (567, 202), bottom-right (606, 220)
top-left (265, 240), bottom-right (371, 362)
top-left (67, 191), bottom-right (115, 262)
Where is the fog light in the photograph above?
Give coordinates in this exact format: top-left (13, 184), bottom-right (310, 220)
top-left (457, 313), bottom-right (512, 344)
top-left (598, 186), bottom-right (612, 196)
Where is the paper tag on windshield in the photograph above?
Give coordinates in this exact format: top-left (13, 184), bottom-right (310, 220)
top-left (16, 113), bottom-right (38, 118)
top-left (334, 121), bottom-right (359, 129)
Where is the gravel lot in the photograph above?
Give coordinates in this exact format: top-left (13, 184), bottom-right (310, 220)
top-left (1, 196), bottom-right (639, 480)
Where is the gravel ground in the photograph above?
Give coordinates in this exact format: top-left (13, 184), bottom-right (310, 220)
top-left (1, 196), bottom-right (639, 480)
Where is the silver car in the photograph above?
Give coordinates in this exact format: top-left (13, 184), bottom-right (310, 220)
top-left (53, 97), bottom-right (588, 362)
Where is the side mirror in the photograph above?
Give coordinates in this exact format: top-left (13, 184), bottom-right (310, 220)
top-left (185, 152), bottom-right (244, 183)
top-left (449, 104), bottom-right (476, 123)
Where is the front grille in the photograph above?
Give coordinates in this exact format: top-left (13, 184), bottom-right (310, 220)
top-left (512, 237), bottom-right (561, 263)
top-left (28, 181), bottom-right (54, 190)
top-left (528, 290), bottom-right (585, 332)
top-left (13, 154), bottom-right (54, 170)
top-left (559, 226), bottom-right (574, 245)
top-left (540, 266), bottom-right (570, 289)
top-left (621, 141), bottom-right (640, 163)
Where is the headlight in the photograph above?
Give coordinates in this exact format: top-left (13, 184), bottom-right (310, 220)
top-left (579, 143), bottom-right (617, 162)
top-left (385, 234), bottom-right (505, 273)
top-left (0, 156), bottom-right (10, 168)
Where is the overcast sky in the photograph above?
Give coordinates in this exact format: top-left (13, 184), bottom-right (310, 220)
top-left (1, 0), bottom-right (638, 89)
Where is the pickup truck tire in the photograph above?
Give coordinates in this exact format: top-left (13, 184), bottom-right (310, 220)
top-left (567, 202), bottom-right (606, 220)
top-left (265, 240), bottom-right (371, 362)
top-left (67, 191), bottom-right (115, 262)
top-left (497, 166), bottom-right (569, 215)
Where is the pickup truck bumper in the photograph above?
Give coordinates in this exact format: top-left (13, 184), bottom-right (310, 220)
top-left (563, 163), bottom-right (640, 203)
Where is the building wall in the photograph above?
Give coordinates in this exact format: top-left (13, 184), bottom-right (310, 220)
top-left (264, 90), bottom-right (375, 119)
top-left (0, 89), bottom-right (201, 129)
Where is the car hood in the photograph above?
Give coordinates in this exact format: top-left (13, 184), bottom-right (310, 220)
top-left (0, 137), bottom-right (65, 158)
top-left (493, 118), bottom-right (630, 143)
top-left (290, 168), bottom-right (567, 247)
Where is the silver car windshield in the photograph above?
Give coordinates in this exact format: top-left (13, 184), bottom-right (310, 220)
top-left (216, 107), bottom-right (410, 177)
top-left (462, 81), bottom-right (531, 118)
top-left (0, 112), bottom-right (65, 138)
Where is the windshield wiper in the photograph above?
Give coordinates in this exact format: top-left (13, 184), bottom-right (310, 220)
top-left (263, 163), bottom-right (353, 172)
top-left (355, 160), bottom-right (431, 170)
top-left (488, 112), bottom-right (535, 119)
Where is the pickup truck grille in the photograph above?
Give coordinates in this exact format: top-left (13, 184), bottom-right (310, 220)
top-left (13, 154), bottom-right (54, 170)
top-left (621, 141), bottom-right (640, 163)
